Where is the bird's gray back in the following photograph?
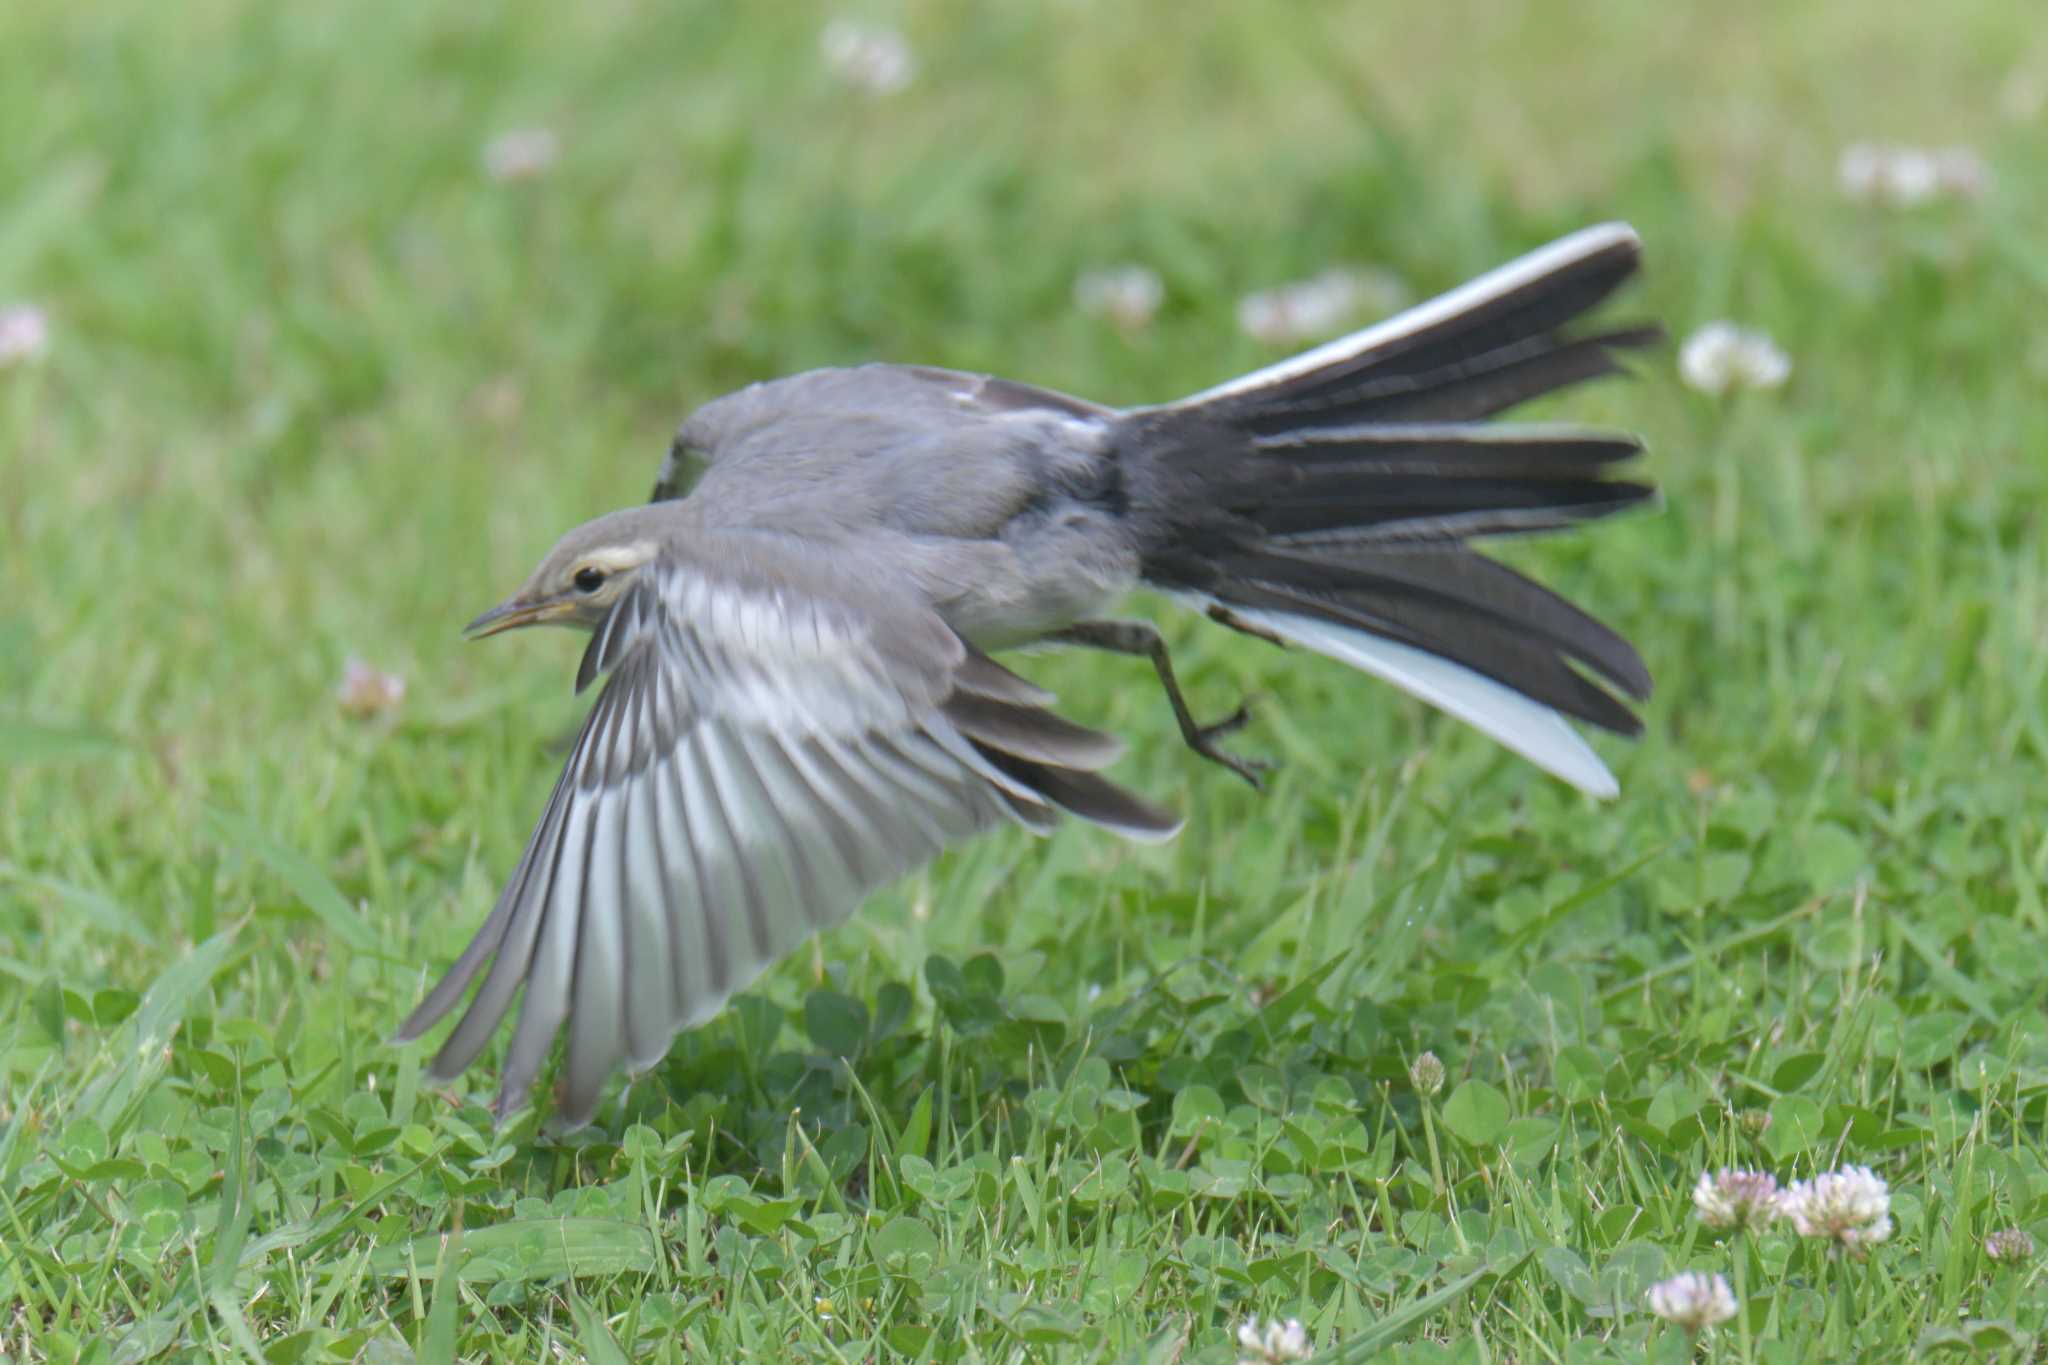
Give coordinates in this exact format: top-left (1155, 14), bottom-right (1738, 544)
top-left (664, 365), bottom-right (1117, 541)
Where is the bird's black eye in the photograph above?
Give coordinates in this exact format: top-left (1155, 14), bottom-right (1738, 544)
top-left (573, 566), bottom-right (607, 594)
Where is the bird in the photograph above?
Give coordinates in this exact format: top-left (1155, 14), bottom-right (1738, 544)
top-left (396, 222), bottom-right (1659, 1127)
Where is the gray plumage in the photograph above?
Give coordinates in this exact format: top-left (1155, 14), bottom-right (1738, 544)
top-left (397, 222), bottom-right (1658, 1126)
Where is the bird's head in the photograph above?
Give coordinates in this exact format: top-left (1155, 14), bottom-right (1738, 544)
top-left (465, 509), bottom-right (663, 638)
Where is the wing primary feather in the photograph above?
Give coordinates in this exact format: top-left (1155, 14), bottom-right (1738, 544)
top-left (562, 781), bottom-right (629, 1125)
top-left (855, 735), bottom-right (976, 848)
top-left (780, 738), bottom-right (903, 884)
top-left (996, 787), bottom-right (1061, 835)
top-left (402, 727), bottom-right (593, 1046)
top-left (424, 759), bottom-right (580, 1079)
top-left (395, 860), bottom-right (521, 1045)
top-left (695, 724), bottom-right (785, 966)
top-left (492, 771), bottom-right (602, 1116)
top-left (658, 724), bottom-right (719, 1026)
top-left (673, 728), bottom-right (742, 1003)
top-left (620, 680), bottom-right (681, 1069)
top-left (899, 733), bottom-right (1010, 840)
top-left (879, 733), bottom-right (1008, 842)
top-left (724, 728), bottom-right (827, 933)
top-left (874, 730), bottom-right (971, 795)
top-left (743, 733), bottom-right (863, 928)
top-left (509, 779), bottom-right (608, 1116)
top-left (831, 736), bottom-right (950, 863)
top-left (883, 732), bottom-right (1035, 840)
top-left (924, 722), bottom-right (1062, 807)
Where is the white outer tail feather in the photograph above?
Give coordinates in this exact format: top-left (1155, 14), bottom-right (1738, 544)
top-left (1176, 222), bottom-right (1642, 408)
top-left (1208, 600), bottom-right (1620, 798)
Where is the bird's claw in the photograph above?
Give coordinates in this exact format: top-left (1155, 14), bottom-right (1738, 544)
top-left (1190, 703), bottom-right (1275, 789)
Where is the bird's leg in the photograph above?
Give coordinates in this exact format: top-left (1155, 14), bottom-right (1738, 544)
top-left (1043, 620), bottom-right (1273, 788)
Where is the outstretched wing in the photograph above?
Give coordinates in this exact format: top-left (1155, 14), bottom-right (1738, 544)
top-left (397, 543), bottom-right (1175, 1125)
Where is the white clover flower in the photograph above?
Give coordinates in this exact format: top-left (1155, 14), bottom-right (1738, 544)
top-left (1839, 143), bottom-right (1931, 205)
top-left (1984, 1228), bottom-right (2035, 1263)
top-left (1235, 1315), bottom-right (1312, 1363)
top-left (1678, 321), bottom-right (1791, 395)
top-left (1693, 1167), bottom-right (1782, 1231)
top-left (0, 303), bottom-right (51, 367)
top-left (1838, 143), bottom-right (1990, 206)
top-left (337, 656), bottom-right (407, 719)
top-left (1408, 1050), bottom-right (1445, 1097)
top-left (1779, 1165), bottom-right (1892, 1255)
top-left (820, 21), bottom-right (915, 96)
top-left (1930, 147), bottom-right (1991, 199)
top-left (1647, 1272), bottom-right (1738, 1332)
top-left (1237, 267), bottom-right (1406, 347)
top-left (1074, 265), bottom-right (1165, 332)
top-left (482, 128), bottom-right (560, 183)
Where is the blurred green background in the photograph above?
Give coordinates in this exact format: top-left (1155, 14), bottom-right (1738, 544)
top-left (3, 1), bottom-right (2045, 1359)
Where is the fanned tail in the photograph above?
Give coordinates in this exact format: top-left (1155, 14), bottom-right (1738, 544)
top-left (1121, 224), bottom-right (1657, 796)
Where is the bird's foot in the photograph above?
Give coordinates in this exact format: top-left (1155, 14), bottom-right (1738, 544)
top-left (1187, 702), bottom-right (1275, 790)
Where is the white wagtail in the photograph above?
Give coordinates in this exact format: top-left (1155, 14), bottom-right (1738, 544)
top-left (397, 223), bottom-right (1658, 1125)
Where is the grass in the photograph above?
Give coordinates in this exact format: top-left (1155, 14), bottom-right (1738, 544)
top-left (3, 0), bottom-right (2046, 1358)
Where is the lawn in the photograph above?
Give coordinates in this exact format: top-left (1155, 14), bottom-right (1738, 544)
top-left (3, 0), bottom-right (2046, 1359)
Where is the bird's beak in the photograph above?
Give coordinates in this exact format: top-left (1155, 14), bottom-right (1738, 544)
top-left (464, 596), bottom-right (569, 639)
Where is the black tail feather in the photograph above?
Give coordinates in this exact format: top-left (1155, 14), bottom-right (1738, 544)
top-left (1120, 224), bottom-right (1656, 750)
top-left (1174, 224), bottom-right (1652, 430)
top-left (1239, 469), bottom-right (1654, 543)
top-left (1252, 423), bottom-right (1644, 472)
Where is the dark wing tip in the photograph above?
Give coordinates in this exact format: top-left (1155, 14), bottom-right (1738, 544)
top-left (492, 1082), bottom-right (532, 1125)
top-left (650, 433), bottom-right (710, 504)
top-left (953, 649), bottom-right (1057, 706)
top-left (1031, 766), bottom-right (1184, 842)
top-left (388, 1017), bottom-right (432, 1048)
top-left (943, 692), bottom-right (1126, 771)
